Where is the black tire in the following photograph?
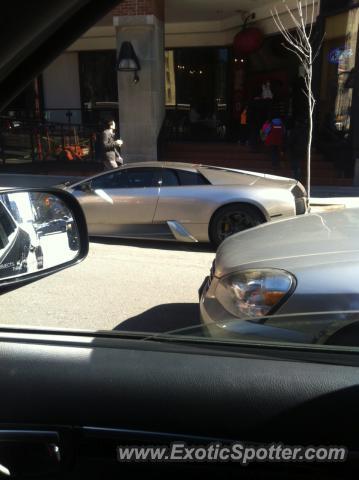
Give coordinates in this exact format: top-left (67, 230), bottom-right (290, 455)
top-left (209, 204), bottom-right (264, 247)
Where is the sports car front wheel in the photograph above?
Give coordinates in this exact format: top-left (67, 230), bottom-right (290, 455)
top-left (209, 205), bottom-right (264, 247)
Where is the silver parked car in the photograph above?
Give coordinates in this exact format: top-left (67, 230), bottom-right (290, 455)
top-left (63, 162), bottom-right (307, 246)
top-left (199, 208), bottom-right (359, 345)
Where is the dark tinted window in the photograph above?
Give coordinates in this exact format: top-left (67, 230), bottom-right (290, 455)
top-left (90, 172), bottom-right (122, 190)
top-left (176, 170), bottom-right (209, 186)
top-left (124, 168), bottom-right (156, 188)
top-left (91, 168), bottom-right (157, 190)
top-left (161, 169), bottom-right (180, 186)
top-left (79, 50), bottom-right (117, 106)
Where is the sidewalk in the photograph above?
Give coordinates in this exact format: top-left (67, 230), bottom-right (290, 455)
top-left (311, 186), bottom-right (359, 210)
top-left (0, 174), bottom-right (83, 188)
top-left (311, 186), bottom-right (359, 198)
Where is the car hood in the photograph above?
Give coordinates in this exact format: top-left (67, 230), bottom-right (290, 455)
top-left (215, 208), bottom-right (359, 277)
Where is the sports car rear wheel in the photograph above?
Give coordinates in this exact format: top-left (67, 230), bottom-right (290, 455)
top-left (209, 205), bottom-right (264, 247)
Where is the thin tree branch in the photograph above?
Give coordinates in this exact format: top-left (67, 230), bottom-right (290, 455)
top-left (308, 0), bottom-right (316, 39)
top-left (271, 8), bottom-right (300, 45)
top-left (271, 0), bottom-right (323, 208)
top-left (312, 33), bottom-right (325, 63)
top-left (304, 0), bottom-right (309, 29)
top-left (272, 2), bottom-right (318, 54)
top-left (296, 1), bottom-right (308, 43)
top-left (301, 88), bottom-right (310, 100)
top-left (286, 4), bottom-right (303, 31)
top-left (282, 43), bottom-right (306, 62)
top-left (285, 5), bottom-right (309, 47)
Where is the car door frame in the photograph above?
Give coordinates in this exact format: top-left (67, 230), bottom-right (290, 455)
top-left (73, 167), bottom-right (162, 237)
top-left (153, 167), bottom-right (213, 241)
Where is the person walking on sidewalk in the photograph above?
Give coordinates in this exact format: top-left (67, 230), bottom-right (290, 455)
top-left (238, 107), bottom-right (249, 145)
top-left (262, 118), bottom-right (285, 168)
top-left (101, 120), bottom-right (124, 170)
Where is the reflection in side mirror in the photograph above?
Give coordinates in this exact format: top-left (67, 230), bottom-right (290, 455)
top-left (0, 189), bottom-right (88, 285)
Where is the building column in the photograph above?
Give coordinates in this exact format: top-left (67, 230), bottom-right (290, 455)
top-left (113, 1), bottom-right (165, 163)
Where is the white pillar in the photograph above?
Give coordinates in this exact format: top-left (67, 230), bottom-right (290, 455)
top-left (114, 15), bottom-right (165, 163)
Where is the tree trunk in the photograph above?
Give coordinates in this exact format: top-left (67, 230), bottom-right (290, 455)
top-left (307, 74), bottom-right (313, 210)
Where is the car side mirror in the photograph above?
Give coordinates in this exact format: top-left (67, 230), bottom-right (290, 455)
top-left (80, 182), bottom-right (92, 193)
top-left (0, 188), bottom-right (88, 292)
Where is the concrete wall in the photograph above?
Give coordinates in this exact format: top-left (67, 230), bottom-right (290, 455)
top-left (66, 1), bottom-right (319, 51)
top-left (68, 26), bottom-right (116, 51)
top-left (165, 0), bottom-right (319, 47)
top-left (42, 53), bottom-right (82, 124)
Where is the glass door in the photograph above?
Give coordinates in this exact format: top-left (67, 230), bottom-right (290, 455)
top-left (318, 8), bottom-right (359, 177)
top-left (79, 50), bottom-right (118, 125)
top-left (165, 47), bottom-right (230, 141)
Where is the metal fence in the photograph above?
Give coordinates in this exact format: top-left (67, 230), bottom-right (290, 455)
top-left (0, 108), bottom-right (118, 165)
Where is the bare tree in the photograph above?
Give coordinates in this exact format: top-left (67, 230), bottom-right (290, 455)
top-left (271, 0), bottom-right (322, 208)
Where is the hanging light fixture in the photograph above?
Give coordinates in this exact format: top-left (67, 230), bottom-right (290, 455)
top-left (233, 13), bottom-right (263, 56)
top-left (117, 41), bottom-right (141, 83)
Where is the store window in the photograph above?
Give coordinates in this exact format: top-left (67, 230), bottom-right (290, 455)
top-left (317, 7), bottom-right (359, 177)
top-left (319, 9), bottom-right (359, 132)
top-left (164, 47), bottom-right (230, 141)
top-left (79, 50), bottom-right (118, 124)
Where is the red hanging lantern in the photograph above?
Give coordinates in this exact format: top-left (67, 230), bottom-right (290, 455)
top-left (233, 27), bottom-right (264, 56)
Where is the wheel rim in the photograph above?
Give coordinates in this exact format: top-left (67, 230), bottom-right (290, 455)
top-left (216, 211), bottom-right (255, 242)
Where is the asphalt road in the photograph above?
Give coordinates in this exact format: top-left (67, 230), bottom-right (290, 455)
top-left (1, 203), bottom-right (354, 334)
top-left (0, 239), bottom-right (215, 333)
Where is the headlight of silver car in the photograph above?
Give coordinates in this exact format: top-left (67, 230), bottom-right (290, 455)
top-left (215, 269), bottom-right (295, 319)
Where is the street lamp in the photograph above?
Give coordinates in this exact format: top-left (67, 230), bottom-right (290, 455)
top-left (117, 41), bottom-right (141, 84)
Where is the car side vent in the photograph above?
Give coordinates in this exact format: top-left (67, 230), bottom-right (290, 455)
top-left (291, 185), bottom-right (304, 199)
top-left (291, 185), bottom-right (307, 215)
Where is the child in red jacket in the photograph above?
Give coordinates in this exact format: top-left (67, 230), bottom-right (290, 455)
top-left (262, 118), bottom-right (285, 168)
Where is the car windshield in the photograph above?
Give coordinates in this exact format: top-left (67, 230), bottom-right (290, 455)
top-left (1, 0), bottom-right (359, 354)
top-left (159, 310), bottom-right (359, 348)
